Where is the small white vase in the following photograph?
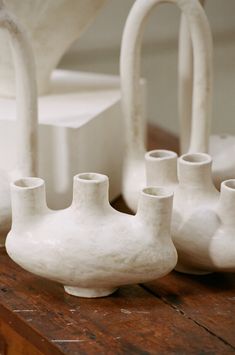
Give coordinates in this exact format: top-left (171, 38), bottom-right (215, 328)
top-left (0, 2), bottom-right (37, 245)
top-left (145, 150), bottom-right (235, 274)
top-left (6, 173), bottom-right (177, 298)
top-left (120, 0), bottom-right (213, 212)
top-left (1, 0), bottom-right (107, 97)
top-left (178, 0), bottom-right (235, 189)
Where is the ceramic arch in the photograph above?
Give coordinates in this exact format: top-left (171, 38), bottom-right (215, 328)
top-left (178, 0), bottom-right (235, 188)
top-left (6, 173), bottom-right (177, 298)
top-left (0, 1), bottom-right (37, 245)
top-left (120, 0), bottom-right (213, 212)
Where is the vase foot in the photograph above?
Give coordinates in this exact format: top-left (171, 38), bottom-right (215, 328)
top-left (175, 263), bottom-right (212, 275)
top-left (64, 286), bottom-right (118, 298)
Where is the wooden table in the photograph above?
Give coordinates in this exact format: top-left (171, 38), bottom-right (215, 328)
top-left (0, 126), bottom-right (234, 355)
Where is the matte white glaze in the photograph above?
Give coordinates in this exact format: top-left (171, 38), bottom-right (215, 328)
top-left (0, 2), bottom-right (37, 245)
top-left (146, 150), bottom-right (235, 274)
top-left (6, 173), bottom-right (177, 298)
top-left (178, 0), bottom-right (235, 188)
top-left (120, 0), bottom-right (213, 212)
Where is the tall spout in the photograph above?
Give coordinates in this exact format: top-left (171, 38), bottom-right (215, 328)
top-left (145, 150), bottom-right (178, 188)
top-left (218, 180), bottom-right (235, 227)
top-left (72, 173), bottom-right (110, 214)
top-left (136, 186), bottom-right (173, 236)
top-left (11, 178), bottom-right (48, 229)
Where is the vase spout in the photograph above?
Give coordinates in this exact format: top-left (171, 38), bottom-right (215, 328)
top-left (11, 177), bottom-right (48, 229)
top-left (145, 149), bottom-right (178, 189)
top-left (72, 173), bottom-right (110, 214)
top-left (136, 186), bottom-right (173, 237)
top-left (218, 180), bottom-right (235, 226)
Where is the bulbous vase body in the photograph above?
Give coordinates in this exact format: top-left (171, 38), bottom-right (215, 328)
top-left (6, 173), bottom-right (177, 298)
top-left (0, 0), bottom-right (107, 96)
top-left (145, 150), bottom-right (235, 274)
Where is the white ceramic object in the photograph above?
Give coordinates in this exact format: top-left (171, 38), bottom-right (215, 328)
top-left (178, 0), bottom-right (235, 189)
top-left (145, 150), bottom-right (235, 274)
top-left (6, 173), bottom-right (177, 298)
top-left (1, 0), bottom-right (107, 97)
top-left (120, 0), bottom-right (213, 212)
top-left (0, 70), bottom-right (146, 208)
top-left (0, 2), bottom-right (37, 245)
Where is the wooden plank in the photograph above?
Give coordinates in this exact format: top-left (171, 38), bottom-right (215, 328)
top-left (0, 332), bottom-right (6, 355)
top-left (0, 318), bottom-right (43, 355)
top-left (144, 271), bottom-right (235, 350)
top-left (0, 249), bottom-right (234, 355)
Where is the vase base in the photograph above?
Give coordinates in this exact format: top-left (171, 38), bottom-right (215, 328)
top-left (64, 286), bottom-right (118, 298)
top-left (175, 263), bottom-right (212, 275)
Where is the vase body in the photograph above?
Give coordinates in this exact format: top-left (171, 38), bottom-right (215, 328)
top-left (145, 151), bottom-right (235, 274)
top-left (6, 173), bottom-right (177, 298)
top-left (0, 0), bottom-right (107, 97)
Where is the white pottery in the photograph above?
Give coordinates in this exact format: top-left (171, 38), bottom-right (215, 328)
top-left (0, 0), bottom-right (107, 97)
top-left (6, 173), bottom-right (177, 298)
top-left (178, 0), bottom-right (235, 189)
top-left (120, 0), bottom-right (213, 212)
top-left (145, 150), bottom-right (235, 274)
top-left (0, 1), bottom-right (37, 245)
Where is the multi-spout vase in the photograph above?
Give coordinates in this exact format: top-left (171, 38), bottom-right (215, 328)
top-left (6, 173), bottom-right (177, 298)
top-left (146, 150), bottom-right (235, 274)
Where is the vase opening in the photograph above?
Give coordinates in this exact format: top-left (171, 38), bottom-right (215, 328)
top-left (223, 180), bottom-right (235, 190)
top-left (181, 153), bottom-right (211, 164)
top-left (146, 150), bottom-right (177, 160)
top-left (75, 173), bottom-right (108, 183)
top-left (13, 177), bottom-right (44, 189)
top-left (143, 187), bottom-right (172, 198)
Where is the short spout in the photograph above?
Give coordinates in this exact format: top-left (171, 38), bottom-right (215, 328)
top-left (178, 153), bottom-right (217, 192)
top-left (136, 186), bottom-right (173, 236)
top-left (11, 177), bottom-right (48, 229)
top-left (218, 180), bottom-right (235, 227)
top-left (145, 150), bottom-right (178, 189)
top-left (72, 173), bottom-right (111, 214)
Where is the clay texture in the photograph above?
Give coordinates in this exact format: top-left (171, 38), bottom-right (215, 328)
top-left (120, 0), bottom-right (213, 212)
top-left (178, 0), bottom-right (235, 188)
top-left (146, 150), bottom-right (235, 274)
top-left (0, 1), bottom-right (37, 245)
top-left (6, 173), bottom-right (177, 298)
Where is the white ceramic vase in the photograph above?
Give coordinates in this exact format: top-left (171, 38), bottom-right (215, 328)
top-left (178, 0), bottom-right (235, 188)
top-left (0, 1), bottom-right (37, 245)
top-left (6, 173), bottom-right (177, 298)
top-left (146, 150), bottom-right (235, 274)
top-left (0, 0), bottom-right (107, 96)
top-left (120, 0), bottom-right (213, 213)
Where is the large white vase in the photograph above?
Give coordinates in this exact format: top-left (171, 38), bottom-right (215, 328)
top-left (120, 0), bottom-right (213, 212)
top-left (0, 0), bottom-right (107, 96)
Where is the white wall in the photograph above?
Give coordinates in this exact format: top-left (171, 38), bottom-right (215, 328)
top-left (60, 0), bottom-right (235, 135)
